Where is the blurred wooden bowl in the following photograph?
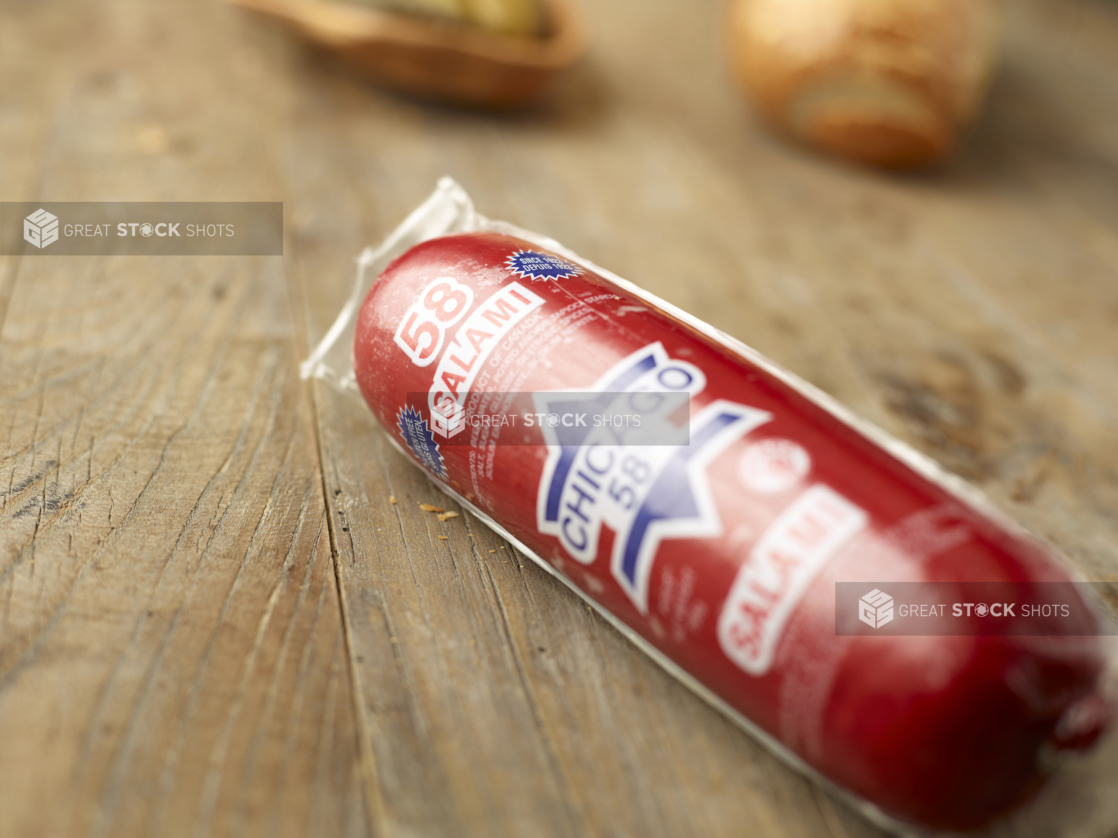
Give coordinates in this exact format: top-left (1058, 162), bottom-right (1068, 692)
top-left (227, 0), bottom-right (588, 108)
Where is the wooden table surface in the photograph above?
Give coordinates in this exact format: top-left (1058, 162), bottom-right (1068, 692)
top-left (2, 0), bottom-right (1118, 836)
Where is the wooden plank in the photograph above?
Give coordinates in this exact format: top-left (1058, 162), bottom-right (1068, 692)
top-left (264, 0), bottom-right (1118, 835)
top-left (0, 0), bottom-right (84, 336)
top-left (0, 1), bottom-right (367, 836)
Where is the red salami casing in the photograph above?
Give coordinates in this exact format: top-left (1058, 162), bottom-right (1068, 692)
top-left (353, 231), bottom-right (1109, 830)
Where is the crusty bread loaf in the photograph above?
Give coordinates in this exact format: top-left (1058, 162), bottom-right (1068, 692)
top-left (727, 0), bottom-right (1001, 168)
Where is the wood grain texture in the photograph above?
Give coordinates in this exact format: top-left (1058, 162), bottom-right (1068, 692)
top-left (0, 0), bottom-right (366, 836)
top-left (262, 0), bottom-right (1118, 835)
top-left (3, 0), bottom-right (1118, 836)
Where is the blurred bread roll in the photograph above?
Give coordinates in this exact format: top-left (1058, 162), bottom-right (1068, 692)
top-left (727, 0), bottom-right (1001, 168)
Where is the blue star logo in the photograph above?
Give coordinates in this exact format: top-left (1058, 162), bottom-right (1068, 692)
top-left (534, 343), bottom-right (772, 612)
top-left (397, 405), bottom-right (445, 478)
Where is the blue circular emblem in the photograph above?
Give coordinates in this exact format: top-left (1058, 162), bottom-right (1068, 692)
top-left (506, 250), bottom-right (582, 281)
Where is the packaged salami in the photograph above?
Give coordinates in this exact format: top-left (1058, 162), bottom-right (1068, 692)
top-left (302, 178), bottom-right (1116, 834)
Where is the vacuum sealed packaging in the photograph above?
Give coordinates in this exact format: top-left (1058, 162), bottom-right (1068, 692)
top-left (303, 179), bottom-right (1115, 834)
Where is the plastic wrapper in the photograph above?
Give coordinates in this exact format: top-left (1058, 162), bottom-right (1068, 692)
top-left (303, 178), bottom-right (1117, 836)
